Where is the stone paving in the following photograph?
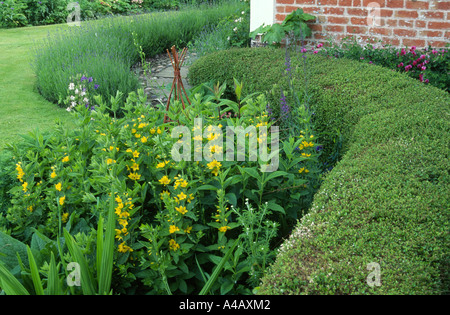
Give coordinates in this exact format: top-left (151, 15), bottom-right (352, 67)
top-left (132, 50), bottom-right (198, 107)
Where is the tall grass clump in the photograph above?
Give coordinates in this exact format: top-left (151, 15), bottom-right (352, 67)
top-left (32, 1), bottom-right (244, 110)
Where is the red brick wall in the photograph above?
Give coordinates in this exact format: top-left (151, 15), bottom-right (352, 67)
top-left (275, 0), bottom-right (450, 48)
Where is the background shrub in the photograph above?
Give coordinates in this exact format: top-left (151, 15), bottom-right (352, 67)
top-left (32, 2), bottom-right (244, 111)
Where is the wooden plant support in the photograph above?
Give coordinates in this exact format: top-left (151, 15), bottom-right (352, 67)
top-left (164, 45), bottom-right (191, 123)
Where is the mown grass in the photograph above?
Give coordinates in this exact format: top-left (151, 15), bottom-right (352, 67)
top-left (0, 24), bottom-right (74, 149)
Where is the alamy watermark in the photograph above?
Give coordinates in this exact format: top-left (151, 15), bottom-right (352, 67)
top-left (366, 262), bottom-right (381, 287)
top-left (67, 2), bottom-right (81, 27)
top-left (170, 118), bottom-right (280, 172)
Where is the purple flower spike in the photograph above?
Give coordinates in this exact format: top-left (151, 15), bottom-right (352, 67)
top-left (94, 84), bottom-right (100, 90)
top-left (88, 77), bottom-right (93, 83)
top-left (81, 76), bottom-right (87, 82)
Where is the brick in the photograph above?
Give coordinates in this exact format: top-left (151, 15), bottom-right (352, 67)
top-left (435, 1), bottom-right (450, 11)
top-left (398, 19), bottom-right (414, 27)
top-left (347, 25), bottom-right (368, 34)
top-left (326, 25), bottom-right (345, 32)
top-left (382, 37), bottom-right (400, 46)
top-left (402, 38), bottom-right (426, 48)
top-left (347, 8), bottom-right (368, 16)
top-left (363, 0), bottom-right (385, 6)
top-left (369, 27), bottom-right (392, 36)
top-left (386, 0), bottom-right (404, 8)
top-left (317, 15), bottom-right (327, 23)
top-left (386, 19), bottom-right (397, 27)
top-left (380, 9), bottom-right (394, 17)
top-left (278, 0), bottom-right (294, 4)
top-left (338, 0), bottom-right (352, 6)
top-left (393, 28), bottom-right (417, 37)
top-left (285, 5), bottom-right (300, 13)
top-left (351, 17), bottom-right (368, 25)
top-left (426, 40), bottom-right (447, 48)
top-left (415, 20), bottom-right (426, 28)
top-left (395, 10), bottom-right (419, 18)
top-left (422, 11), bottom-right (445, 20)
top-left (419, 30), bottom-right (443, 37)
top-left (310, 24), bottom-right (323, 31)
top-left (303, 7), bottom-right (321, 14)
top-left (352, 0), bottom-right (362, 6)
top-left (295, 0), bottom-right (316, 4)
top-left (275, 14), bottom-right (287, 23)
top-left (276, 6), bottom-right (285, 13)
top-left (446, 31), bottom-right (450, 39)
top-left (319, 0), bottom-right (338, 5)
top-left (405, 1), bottom-right (429, 10)
top-left (428, 21), bottom-right (450, 30)
top-left (328, 16), bottom-right (350, 24)
top-left (323, 7), bottom-right (345, 14)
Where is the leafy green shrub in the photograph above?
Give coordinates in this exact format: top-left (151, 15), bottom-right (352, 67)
top-left (0, 0), bottom-right (28, 27)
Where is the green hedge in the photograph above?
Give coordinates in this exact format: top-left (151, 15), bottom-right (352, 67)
top-left (188, 48), bottom-right (450, 294)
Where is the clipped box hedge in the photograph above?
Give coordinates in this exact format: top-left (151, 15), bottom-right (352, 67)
top-left (188, 48), bottom-right (450, 294)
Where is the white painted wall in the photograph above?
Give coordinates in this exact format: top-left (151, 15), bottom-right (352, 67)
top-left (250, 0), bottom-right (275, 32)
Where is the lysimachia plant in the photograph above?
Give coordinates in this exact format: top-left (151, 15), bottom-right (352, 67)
top-left (2, 75), bottom-right (322, 294)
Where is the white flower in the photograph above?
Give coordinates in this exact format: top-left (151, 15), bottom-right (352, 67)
top-left (83, 97), bottom-right (89, 103)
top-left (80, 91), bottom-right (86, 97)
top-left (68, 83), bottom-right (75, 90)
top-left (66, 107), bottom-right (71, 112)
top-left (233, 27), bottom-right (238, 32)
top-left (70, 95), bottom-right (75, 101)
top-left (242, 11), bottom-right (245, 15)
top-left (71, 101), bottom-right (76, 107)
top-left (74, 89), bottom-right (79, 95)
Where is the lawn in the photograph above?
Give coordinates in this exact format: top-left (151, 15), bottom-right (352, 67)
top-left (0, 24), bottom-right (74, 149)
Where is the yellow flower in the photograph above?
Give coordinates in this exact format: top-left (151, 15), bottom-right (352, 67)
top-left (54, 182), bottom-right (62, 191)
top-left (62, 155), bottom-right (70, 163)
top-left (130, 162), bottom-right (139, 172)
top-left (184, 226), bottom-right (192, 234)
top-left (218, 226), bottom-right (230, 233)
top-left (207, 159), bottom-right (222, 170)
top-left (150, 128), bottom-right (156, 134)
top-left (193, 135), bottom-right (202, 141)
top-left (168, 239), bottom-right (180, 251)
top-left (128, 172), bottom-right (141, 181)
top-left (175, 206), bottom-right (187, 215)
top-left (50, 170), bottom-right (57, 178)
top-left (187, 194), bottom-right (194, 204)
top-left (118, 242), bottom-right (133, 253)
top-left (141, 136), bottom-right (148, 143)
top-left (22, 182), bottom-right (28, 192)
top-left (301, 153), bottom-right (311, 157)
top-left (62, 212), bottom-right (69, 223)
top-left (169, 225), bottom-right (180, 234)
top-left (27, 205), bottom-right (33, 212)
top-left (132, 150), bottom-right (140, 158)
top-left (177, 192), bottom-right (187, 201)
top-left (106, 158), bottom-right (115, 165)
top-left (59, 195), bottom-right (66, 206)
top-left (156, 161), bottom-right (166, 168)
top-left (157, 127), bottom-right (162, 134)
top-left (159, 175), bottom-right (171, 186)
top-left (16, 163), bottom-right (25, 182)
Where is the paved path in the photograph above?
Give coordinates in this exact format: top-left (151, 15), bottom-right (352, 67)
top-left (134, 51), bottom-right (197, 106)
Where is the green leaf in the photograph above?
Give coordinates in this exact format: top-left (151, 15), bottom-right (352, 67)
top-left (267, 200), bottom-right (285, 214)
top-left (26, 245), bottom-right (44, 295)
top-left (263, 171), bottom-right (288, 184)
top-left (199, 237), bottom-right (240, 295)
top-left (46, 252), bottom-right (62, 295)
top-left (0, 262), bottom-right (30, 295)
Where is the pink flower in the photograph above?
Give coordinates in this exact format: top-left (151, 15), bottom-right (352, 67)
top-left (420, 55), bottom-right (426, 59)
top-left (405, 65), bottom-right (412, 72)
top-left (398, 62), bottom-right (404, 67)
top-left (432, 49), bottom-right (438, 54)
top-left (421, 66), bottom-right (426, 71)
top-left (425, 79), bottom-right (429, 83)
top-left (410, 46), bottom-right (416, 51)
top-left (400, 48), bottom-right (406, 56)
top-left (313, 51), bottom-right (318, 54)
top-left (419, 73), bottom-right (423, 82)
top-left (317, 43), bottom-right (323, 48)
top-left (413, 60), bottom-right (417, 66)
top-left (301, 48), bottom-right (307, 53)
